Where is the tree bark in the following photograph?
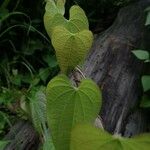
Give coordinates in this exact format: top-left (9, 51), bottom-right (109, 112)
top-left (4, 121), bottom-right (39, 150)
top-left (80, 0), bottom-right (150, 135)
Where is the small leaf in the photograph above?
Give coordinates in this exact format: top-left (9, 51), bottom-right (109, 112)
top-left (145, 11), bottom-right (150, 26)
top-left (71, 124), bottom-right (150, 150)
top-left (46, 75), bottom-right (101, 150)
top-left (29, 89), bottom-right (46, 134)
top-left (140, 95), bottom-right (150, 108)
top-left (52, 26), bottom-right (93, 73)
top-left (142, 75), bottom-right (150, 92)
top-left (39, 68), bottom-right (50, 83)
top-left (132, 50), bottom-right (149, 60)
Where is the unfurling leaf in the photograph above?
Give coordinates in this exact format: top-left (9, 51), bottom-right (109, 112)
top-left (71, 124), bottom-right (150, 150)
top-left (46, 75), bottom-right (101, 150)
top-left (52, 26), bottom-right (93, 73)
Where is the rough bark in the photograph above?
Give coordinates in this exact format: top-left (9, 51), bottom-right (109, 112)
top-left (81, 0), bottom-right (150, 135)
top-left (4, 121), bottom-right (39, 150)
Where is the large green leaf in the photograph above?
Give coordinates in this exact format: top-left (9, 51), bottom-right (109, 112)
top-left (71, 124), bottom-right (150, 150)
top-left (52, 26), bottom-right (93, 73)
top-left (46, 75), bottom-right (101, 150)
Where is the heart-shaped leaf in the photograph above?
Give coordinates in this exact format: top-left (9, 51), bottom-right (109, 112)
top-left (44, 0), bottom-right (89, 37)
top-left (71, 124), bottom-right (150, 150)
top-left (44, 0), bottom-right (66, 37)
top-left (46, 75), bottom-right (101, 150)
top-left (52, 26), bottom-right (93, 73)
top-left (65, 5), bottom-right (89, 33)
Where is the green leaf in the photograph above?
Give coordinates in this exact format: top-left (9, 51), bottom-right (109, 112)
top-left (66, 5), bottom-right (89, 33)
top-left (52, 26), bottom-right (93, 73)
top-left (44, 0), bottom-right (66, 37)
top-left (29, 89), bottom-right (47, 134)
top-left (43, 129), bottom-right (55, 150)
top-left (46, 75), bottom-right (101, 150)
top-left (44, 1), bottom-right (89, 37)
top-left (140, 95), bottom-right (150, 108)
top-left (142, 75), bottom-right (150, 92)
top-left (39, 68), bottom-right (50, 83)
top-left (132, 50), bottom-right (149, 60)
top-left (56, 0), bottom-right (66, 15)
top-left (0, 140), bottom-right (9, 149)
top-left (145, 11), bottom-right (150, 26)
top-left (71, 124), bottom-right (150, 150)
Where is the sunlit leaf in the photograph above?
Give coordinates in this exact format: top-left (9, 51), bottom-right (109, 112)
top-left (132, 50), bottom-right (149, 60)
top-left (46, 75), bottom-right (101, 150)
top-left (44, 1), bottom-right (89, 37)
top-left (52, 26), bottom-right (93, 73)
top-left (71, 124), bottom-right (150, 150)
top-left (44, 0), bottom-right (66, 37)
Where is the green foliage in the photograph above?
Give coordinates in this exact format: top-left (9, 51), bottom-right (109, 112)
top-left (132, 49), bottom-right (150, 108)
top-left (145, 7), bottom-right (150, 26)
top-left (0, 0), bottom-right (59, 148)
top-left (0, 111), bottom-right (10, 137)
top-left (71, 124), bottom-right (150, 150)
top-left (46, 74), bottom-right (101, 150)
top-left (28, 87), bottom-right (47, 134)
top-left (132, 50), bottom-right (149, 61)
top-left (52, 26), bottom-right (93, 73)
top-left (42, 129), bottom-right (55, 150)
top-left (142, 76), bottom-right (150, 92)
top-left (44, 0), bottom-right (66, 37)
top-left (44, 0), bottom-right (93, 74)
top-left (0, 140), bottom-right (9, 149)
top-left (140, 95), bottom-right (150, 108)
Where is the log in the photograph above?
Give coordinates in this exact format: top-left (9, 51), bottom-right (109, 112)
top-left (4, 120), bottom-right (39, 150)
top-left (80, 0), bottom-right (150, 135)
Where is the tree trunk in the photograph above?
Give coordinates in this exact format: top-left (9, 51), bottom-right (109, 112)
top-left (4, 121), bottom-right (39, 150)
top-left (81, 0), bottom-right (150, 135)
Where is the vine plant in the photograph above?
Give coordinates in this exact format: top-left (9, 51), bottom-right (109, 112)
top-left (44, 0), bottom-right (150, 150)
